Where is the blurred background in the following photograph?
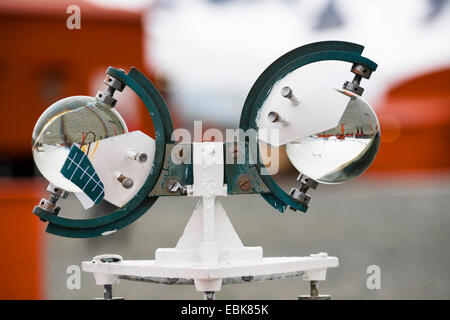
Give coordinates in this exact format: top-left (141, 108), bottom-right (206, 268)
top-left (0, 0), bottom-right (449, 299)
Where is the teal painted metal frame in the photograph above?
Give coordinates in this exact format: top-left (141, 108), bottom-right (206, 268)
top-left (33, 67), bottom-right (173, 238)
top-left (239, 41), bottom-right (377, 213)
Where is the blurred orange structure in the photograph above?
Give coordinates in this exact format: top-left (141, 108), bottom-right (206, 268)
top-left (0, 179), bottom-right (46, 299)
top-left (0, 0), bottom-right (155, 160)
top-left (0, 0), bottom-right (152, 299)
top-left (371, 67), bottom-right (450, 172)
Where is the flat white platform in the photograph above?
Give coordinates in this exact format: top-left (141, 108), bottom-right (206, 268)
top-left (82, 253), bottom-right (338, 291)
top-left (83, 255), bottom-right (338, 279)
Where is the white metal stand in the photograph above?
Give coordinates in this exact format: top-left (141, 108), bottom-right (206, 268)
top-left (82, 142), bottom-right (339, 299)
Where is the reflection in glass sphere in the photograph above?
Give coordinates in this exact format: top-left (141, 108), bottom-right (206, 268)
top-left (32, 96), bottom-right (128, 192)
top-left (286, 94), bottom-right (380, 184)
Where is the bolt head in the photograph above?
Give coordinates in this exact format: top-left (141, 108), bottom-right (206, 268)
top-left (138, 153), bottom-right (148, 163)
top-left (281, 86), bottom-right (292, 98)
top-left (267, 111), bottom-right (280, 123)
top-left (121, 178), bottom-right (134, 189)
top-left (238, 176), bottom-right (252, 191)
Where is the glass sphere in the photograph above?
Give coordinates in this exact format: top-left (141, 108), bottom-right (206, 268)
top-left (286, 96), bottom-right (380, 184)
top-left (32, 96), bottom-right (128, 192)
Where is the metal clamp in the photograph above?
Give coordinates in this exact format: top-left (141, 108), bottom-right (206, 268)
top-left (96, 73), bottom-right (126, 107)
top-left (343, 63), bottom-right (374, 96)
top-left (289, 174), bottom-right (318, 211)
top-left (35, 183), bottom-right (69, 216)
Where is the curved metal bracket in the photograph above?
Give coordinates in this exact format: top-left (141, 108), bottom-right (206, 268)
top-left (33, 67), bottom-right (173, 238)
top-left (239, 41), bottom-right (378, 213)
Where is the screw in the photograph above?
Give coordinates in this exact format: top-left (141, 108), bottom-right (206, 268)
top-left (281, 86), bottom-right (292, 99)
top-left (127, 150), bottom-right (148, 163)
top-left (268, 111), bottom-right (279, 123)
top-left (117, 174), bottom-right (133, 189)
top-left (104, 284), bottom-right (113, 300)
top-left (310, 281), bottom-right (318, 297)
top-left (268, 111), bottom-right (289, 125)
top-left (238, 176), bottom-right (252, 191)
top-left (281, 86), bottom-right (299, 105)
top-left (230, 145), bottom-right (240, 159)
top-left (137, 153), bottom-right (147, 163)
top-left (167, 179), bottom-right (181, 193)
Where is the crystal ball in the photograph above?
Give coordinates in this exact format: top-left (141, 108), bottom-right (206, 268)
top-left (32, 96), bottom-right (128, 192)
top-left (286, 95), bottom-right (380, 184)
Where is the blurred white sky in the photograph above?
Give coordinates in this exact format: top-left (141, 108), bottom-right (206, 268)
top-left (88, 0), bottom-right (450, 126)
top-left (87, 0), bottom-right (151, 10)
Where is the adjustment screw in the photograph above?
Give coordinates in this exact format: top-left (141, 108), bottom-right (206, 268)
top-left (117, 174), bottom-right (133, 189)
top-left (238, 176), bottom-right (252, 191)
top-left (167, 179), bottom-right (181, 193)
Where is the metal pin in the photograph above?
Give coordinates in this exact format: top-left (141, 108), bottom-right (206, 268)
top-left (127, 150), bottom-right (148, 163)
top-left (104, 284), bottom-right (113, 300)
top-left (310, 281), bottom-right (318, 297)
top-left (268, 111), bottom-right (289, 126)
top-left (281, 86), bottom-right (299, 105)
top-left (268, 111), bottom-right (279, 123)
top-left (204, 291), bottom-right (215, 300)
top-left (116, 173), bottom-right (134, 189)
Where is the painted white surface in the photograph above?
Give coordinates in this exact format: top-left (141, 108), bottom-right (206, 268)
top-left (88, 131), bottom-right (155, 208)
top-left (256, 64), bottom-right (350, 146)
top-left (74, 191), bottom-right (95, 209)
top-left (83, 255), bottom-right (339, 283)
top-left (175, 199), bottom-right (244, 250)
top-left (187, 142), bottom-right (227, 198)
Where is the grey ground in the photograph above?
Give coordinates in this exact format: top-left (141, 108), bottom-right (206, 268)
top-left (46, 173), bottom-right (450, 299)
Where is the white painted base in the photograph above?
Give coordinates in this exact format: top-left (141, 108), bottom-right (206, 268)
top-left (83, 255), bottom-right (338, 292)
top-left (82, 199), bottom-right (338, 292)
